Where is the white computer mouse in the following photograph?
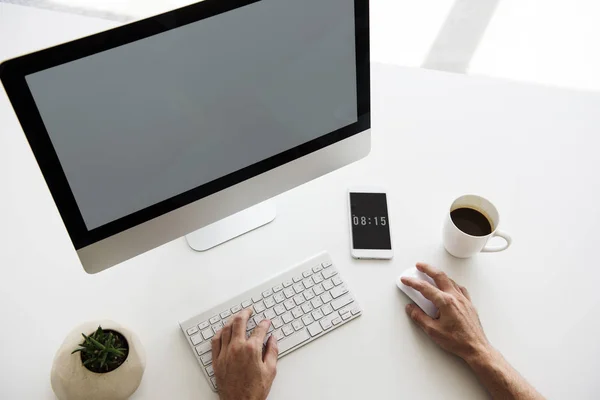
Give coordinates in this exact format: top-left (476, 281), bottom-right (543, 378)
top-left (396, 267), bottom-right (439, 318)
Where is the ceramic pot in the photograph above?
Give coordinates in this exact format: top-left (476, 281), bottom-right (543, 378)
top-left (51, 320), bottom-right (145, 400)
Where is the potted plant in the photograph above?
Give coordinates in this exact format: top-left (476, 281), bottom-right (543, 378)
top-left (51, 320), bottom-right (145, 400)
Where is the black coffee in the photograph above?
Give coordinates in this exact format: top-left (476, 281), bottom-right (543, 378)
top-left (450, 207), bottom-right (492, 236)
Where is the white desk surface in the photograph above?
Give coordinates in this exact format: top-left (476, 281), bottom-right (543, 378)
top-left (2, 7), bottom-right (600, 400)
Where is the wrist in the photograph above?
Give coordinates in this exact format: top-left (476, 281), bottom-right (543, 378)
top-left (464, 342), bottom-right (496, 369)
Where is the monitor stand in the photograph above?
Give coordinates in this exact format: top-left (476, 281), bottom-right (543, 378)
top-left (185, 201), bottom-right (277, 251)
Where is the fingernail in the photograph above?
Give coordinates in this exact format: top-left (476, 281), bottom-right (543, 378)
top-left (400, 277), bottom-right (409, 284)
top-left (405, 304), bottom-right (412, 313)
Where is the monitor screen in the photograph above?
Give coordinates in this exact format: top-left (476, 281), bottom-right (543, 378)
top-left (24, 0), bottom-right (358, 231)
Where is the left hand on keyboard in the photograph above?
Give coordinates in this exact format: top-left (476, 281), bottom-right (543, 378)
top-left (212, 308), bottom-right (279, 400)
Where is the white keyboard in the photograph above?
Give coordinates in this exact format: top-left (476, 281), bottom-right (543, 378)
top-left (179, 252), bottom-right (362, 392)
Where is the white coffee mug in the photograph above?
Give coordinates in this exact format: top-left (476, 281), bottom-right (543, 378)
top-left (443, 194), bottom-right (512, 258)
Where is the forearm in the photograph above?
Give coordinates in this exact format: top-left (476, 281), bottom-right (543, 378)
top-left (466, 346), bottom-right (544, 400)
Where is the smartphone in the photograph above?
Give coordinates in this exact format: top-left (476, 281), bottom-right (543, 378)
top-left (348, 187), bottom-right (393, 259)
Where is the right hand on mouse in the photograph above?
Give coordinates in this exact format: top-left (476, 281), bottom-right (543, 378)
top-left (401, 263), bottom-right (489, 363)
top-left (211, 308), bottom-right (278, 400)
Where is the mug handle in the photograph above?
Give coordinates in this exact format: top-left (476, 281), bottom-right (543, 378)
top-left (482, 230), bottom-right (512, 252)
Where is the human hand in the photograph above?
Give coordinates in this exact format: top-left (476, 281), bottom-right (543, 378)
top-left (401, 263), bottom-right (489, 363)
top-left (211, 308), bottom-right (278, 400)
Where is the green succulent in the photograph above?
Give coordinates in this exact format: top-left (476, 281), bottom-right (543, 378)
top-left (72, 326), bottom-right (128, 372)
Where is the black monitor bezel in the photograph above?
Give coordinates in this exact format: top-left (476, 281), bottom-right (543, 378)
top-left (0, 0), bottom-right (370, 250)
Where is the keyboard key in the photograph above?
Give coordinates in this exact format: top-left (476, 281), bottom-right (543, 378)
top-left (282, 312), bottom-right (293, 324)
top-left (301, 303), bottom-right (313, 313)
top-left (212, 322), bottom-right (224, 333)
top-left (332, 294), bottom-right (354, 311)
top-left (332, 275), bottom-right (343, 286)
top-left (209, 315), bottom-right (220, 325)
top-left (302, 278), bottom-right (314, 289)
top-left (283, 280), bottom-right (293, 288)
top-left (195, 341), bottom-right (211, 356)
top-left (322, 268), bottom-right (337, 279)
top-left (198, 321), bottom-right (210, 330)
top-left (284, 299), bottom-right (295, 310)
top-left (187, 326), bottom-right (199, 336)
top-left (283, 288), bottom-right (295, 299)
top-left (339, 305), bottom-right (354, 316)
top-left (190, 333), bottom-right (203, 345)
top-left (320, 318), bottom-right (332, 330)
top-left (322, 261), bottom-right (332, 268)
top-left (332, 317), bottom-right (342, 326)
top-left (274, 292), bottom-right (285, 303)
top-left (252, 295), bottom-right (263, 303)
top-left (351, 305), bottom-right (362, 315)
top-left (273, 329), bottom-right (284, 341)
top-left (312, 273), bottom-right (324, 284)
top-left (220, 310), bottom-right (231, 319)
top-left (282, 324), bottom-right (294, 336)
top-left (302, 270), bottom-right (313, 278)
top-left (200, 352), bottom-right (213, 366)
top-left (311, 297), bottom-right (324, 309)
top-left (330, 284), bottom-right (348, 299)
top-left (206, 365), bottom-right (214, 377)
top-left (264, 297), bottom-right (276, 308)
top-left (321, 293), bottom-right (333, 304)
top-left (278, 329), bottom-right (310, 353)
top-left (312, 310), bottom-right (324, 320)
top-left (293, 283), bottom-right (304, 294)
top-left (292, 320), bottom-right (303, 331)
top-left (313, 284), bottom-right (324, 296)
top-left (312, 264), bottom-right (323, 273)
top-left (341, 312), bottom-right (352, 320)
top-left (272, 316), bottom-right (283, 328)
top-left (292, 307), bottom-right (304, 319)
top-left (230, 305), bottom-right (242, 314)
top-left (323, 279), bottom-right (334, 291)
top-left (246, 319), bottom-right (256, 331)
top-left (302, 315), bottom-right (314, 325)
top-left (303, 290), bottom-right (315, 301)
top-left (210, 377), bottom-right (218, 389)
top-left (307, 322), bottom-right (323, 337)
top-left (321, 304), bottom-right (333, 315)
top-left (254, 301), bottom-right (266, 313)
top-left (264, 309), bottom-right (276, 320)
top-left (201, 329), bottom-right (214, 340)
top-left (274, 304), bottom-right (286, 315)
top-left (293, 276), bottom-right (303, 283)
top-left (293, 295), bottom-right (305, 306)
top-left (242, 300), bottom-right (252, 308)
top-left (273, 284), bottom-right (283, 292)
top-left (262, 289), bottom-right (273, 298)
top-left (253, 313), bottom-right (265, 325)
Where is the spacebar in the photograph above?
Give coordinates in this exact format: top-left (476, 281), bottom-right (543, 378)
top-left (277, 329), bottom-right (310, 354)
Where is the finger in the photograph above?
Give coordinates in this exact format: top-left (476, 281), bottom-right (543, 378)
top-left (232, 308), bottom-right (252, 340)
top-left (401, 276), bottom-right (446, 307)
top-left (250, 319), bottom-right (271, 344)
top-left (405, 304), bottom-right (436, 335)
top-left (220, 323), bottom-right (232, 349)
top-left (211, 329), bottom-right (222, 360)
top-left (459, 285), bottom-right (471, 300)
top-left (415, 262), bottom-right (454, 291)
top-left (263, 335), bottom-right (279, 370)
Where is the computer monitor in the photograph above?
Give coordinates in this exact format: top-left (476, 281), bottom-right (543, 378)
top-left (0, 0), bottom-right (370, 274)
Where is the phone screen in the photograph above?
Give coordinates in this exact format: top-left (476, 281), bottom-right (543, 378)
top-left (349, 192), bottom-right (392, 250)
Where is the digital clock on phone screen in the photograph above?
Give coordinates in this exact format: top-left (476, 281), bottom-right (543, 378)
top-left (348, 189), bottom-right (393, 259)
